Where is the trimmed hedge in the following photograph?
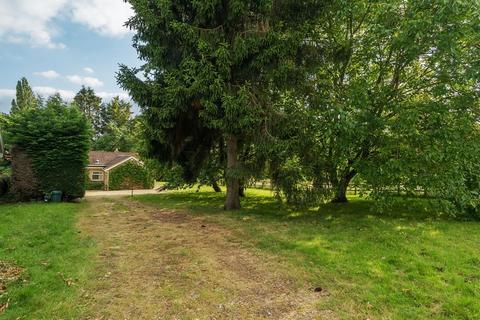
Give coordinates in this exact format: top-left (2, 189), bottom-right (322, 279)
top-left (7, 105), bottom-right (91, 200)
top-left (109, 160), bottom-right (153, 190)
top-left (85, 172), bottom-right (105, 190)
top-left (86, 181), bottom-right (105, 191)
top-left (10, 146), bottom-right (41, 200)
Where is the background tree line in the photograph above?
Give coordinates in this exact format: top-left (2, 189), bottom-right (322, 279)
top-left (7, 78), bottom-right (141, 153)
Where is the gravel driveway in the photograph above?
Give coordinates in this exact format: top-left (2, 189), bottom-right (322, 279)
top-left (84, 189), bottom-right (160, 197)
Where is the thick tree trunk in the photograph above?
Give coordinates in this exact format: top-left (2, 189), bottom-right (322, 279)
top-left (211, 180), bottom-right (221, 193)
top-left (331, 170), bottom-right (356, 203)
top-left (224, 135), bottom-right (241, 210)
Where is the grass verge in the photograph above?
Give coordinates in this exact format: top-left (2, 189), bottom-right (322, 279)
top-left (0, 202), bottom-right (95, 319)
top-left (137, 187), bottom-right (480, 320)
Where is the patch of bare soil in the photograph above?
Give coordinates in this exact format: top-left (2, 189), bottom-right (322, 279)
top-left (0, 260), bottom-right (23, 314)
top-left (78, 197), bottom-right (336, 320)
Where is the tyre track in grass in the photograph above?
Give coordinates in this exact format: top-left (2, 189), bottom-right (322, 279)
top-left (78, 197), bottom-right (335, 320)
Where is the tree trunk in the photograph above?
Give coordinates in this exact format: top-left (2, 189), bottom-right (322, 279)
top-left (224, 135), bottom-right (241, 210)
top-left (211, 180), bottom-right (221, 193)
top-left (331, 170), bottom-right (356, 203)
top-left (239, 182), bottom-right (245, 197)
top-left (331, 180), bottom-right (349, 203)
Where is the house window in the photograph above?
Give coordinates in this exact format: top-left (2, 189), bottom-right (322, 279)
top-left (91, 171), bottom-right (104, 181)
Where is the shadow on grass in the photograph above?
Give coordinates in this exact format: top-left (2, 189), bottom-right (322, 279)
top-left (136, 189), bottom-right (480, 319)
top-left (137, 188), bottom-right (458, 224)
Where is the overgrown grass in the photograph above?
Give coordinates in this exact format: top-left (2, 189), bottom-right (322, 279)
top-left (0, 202), bottom-right (95, 319)
top-left (138, 187), bottom-right (480, 320)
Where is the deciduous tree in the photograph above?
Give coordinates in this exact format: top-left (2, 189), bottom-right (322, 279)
top-left (276, 0), bottom-right (480, 208)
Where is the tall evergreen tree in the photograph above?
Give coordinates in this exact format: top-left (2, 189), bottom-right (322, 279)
top-left (10, 77), bottom-right (38, 114)
top-left (118, 0), bottom-right (327, 209)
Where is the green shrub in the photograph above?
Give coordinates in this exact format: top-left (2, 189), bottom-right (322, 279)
top-left (109, 160), bottom-right (153, 190)
top-left (84, 172), bottom-right (105, 190)
top-left (6, 104), bottom-right (91, 200)
top-left (85, 181), bottom-right (104, 191)
top-left (0, 160), bottom-right (10, 176)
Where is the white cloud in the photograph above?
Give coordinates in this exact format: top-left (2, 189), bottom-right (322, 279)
top-left (34, 70), bottom-right (60, 79)
top-left (96, 91), bottom-right (130, 100)
top-left (6, 35), bottom-right (24, 44)
top-left (67, 75), bottom-right (104, 88)
top-left (0, 0), bottom-right (68, 49)
top-left (83, 67), bottom-right (94, 74)
top-left (33, 86), bottom-right (129, 102)
top-left (0, 0), bottom-right (133, 49)
top-left (33, 86), bottom-right (76, 100)
top-left (0, 89), bottom-right (15, 98)
top-left (70, 0), bottom-right (133, 37)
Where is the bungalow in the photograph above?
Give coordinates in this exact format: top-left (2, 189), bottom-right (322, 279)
top-left (86, 151), bottom-right (142, 190)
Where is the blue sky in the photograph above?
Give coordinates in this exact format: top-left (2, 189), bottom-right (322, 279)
top-left (0, 0), bottom-right (140, 113)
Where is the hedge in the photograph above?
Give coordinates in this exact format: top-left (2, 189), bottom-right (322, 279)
top-left (109, 160), bottom-right (153, 190)
top-left (86, 181), bottom-right (105, 191)
top-left (10, 146), bottom-right (41, 200)
top-left (7, 104), bottom-right (91, 200)
top-left (84, 171), bottom-right (104, 190)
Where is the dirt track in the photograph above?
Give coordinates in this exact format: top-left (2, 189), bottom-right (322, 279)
top-left (78, 197), bottom-right (332, 320)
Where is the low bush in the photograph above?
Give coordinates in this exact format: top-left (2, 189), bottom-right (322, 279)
top-left (85, 181), bottom-right (104, 191)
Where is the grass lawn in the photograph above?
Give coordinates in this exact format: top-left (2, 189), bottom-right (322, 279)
top-left (0, 202), bottom-right (95, 319)
top-left (137, 187), bottom-right (480, 320)
top-left (0, 188), bottom-right (478, 319)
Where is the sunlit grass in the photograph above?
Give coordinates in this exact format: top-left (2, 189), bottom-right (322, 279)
top-left (138, 187), bottom-right (480, 320)
top-left (1, 188), bottom-right (477, 319)
top-left (0, 203), bottom-right (95, 319)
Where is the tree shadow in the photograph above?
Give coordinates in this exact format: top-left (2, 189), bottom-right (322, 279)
top-left (138, 189), bottom-right (464, 226)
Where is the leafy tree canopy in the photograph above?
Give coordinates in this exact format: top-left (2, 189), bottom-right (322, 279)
top-left (91, 97), bottom-right (138, 152)
top-left (271, 0), bottom-right (480, 212)
top-left (118, 0), bottom-right (328, 209)
top-left (104, 96), bottom-right (132, 129)
top-left (73, 86), bottom-right (103, 136)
